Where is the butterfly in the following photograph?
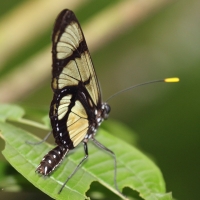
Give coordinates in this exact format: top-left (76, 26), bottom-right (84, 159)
top-left (35, 9), bottom-right (120, 194)
top-left (33, 8), bottom-right (179, 195)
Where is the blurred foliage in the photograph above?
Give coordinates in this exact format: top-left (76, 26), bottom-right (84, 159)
top-left (0, 0), bottom-right (199, 200)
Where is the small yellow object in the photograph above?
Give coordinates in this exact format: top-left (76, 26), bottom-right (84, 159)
top-left (164, 77), bottom-right (180, 83)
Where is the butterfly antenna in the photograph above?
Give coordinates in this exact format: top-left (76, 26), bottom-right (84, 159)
top-left (106, 77), bottom-right (179, 102)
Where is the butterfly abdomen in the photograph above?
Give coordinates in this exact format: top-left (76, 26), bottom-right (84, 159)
top-left (36, 145), bottom-right (69, 175)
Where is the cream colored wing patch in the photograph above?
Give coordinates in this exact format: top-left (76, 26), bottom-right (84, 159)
top-left (73, 51), bottom-right (100, 105)
top-left (71, 100), bottom-right (87, 118)
top-left (67, 100), bottom-right (89, 147)
top-left (56, 22), bottom-right (83, 60)
top-left (56, 60), bottom-right (80, 89)
top-left (57, 95), bottom-right (72, 120)
top-left (84, 51), bottom-right (100, 105)
top-left (68, 116), bottom-right (88, 147)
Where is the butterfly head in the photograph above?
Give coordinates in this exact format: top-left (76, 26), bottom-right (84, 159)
top-left (101, 102), bottom-right (111, 120)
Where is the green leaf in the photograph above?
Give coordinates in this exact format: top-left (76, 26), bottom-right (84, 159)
top-left (0, 104), bottom-right (49, 130)
top-left (0, 104), bottom-right (25, 122)
top-left (0, 119), bottom-right (171, 200)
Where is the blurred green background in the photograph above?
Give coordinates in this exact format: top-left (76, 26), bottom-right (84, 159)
top-left (0, 0), bottom-right (199, 199)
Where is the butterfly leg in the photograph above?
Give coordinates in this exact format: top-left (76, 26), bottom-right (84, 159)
top-left (58, 141), bottom-right (88, 194)
top-left (91, 136), bottom-right (123, 196)
top-left (26, 131), bottom-right (52, 145)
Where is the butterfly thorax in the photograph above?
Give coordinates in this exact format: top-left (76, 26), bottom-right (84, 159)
top-left (86, 102), bottom-right (111, 139)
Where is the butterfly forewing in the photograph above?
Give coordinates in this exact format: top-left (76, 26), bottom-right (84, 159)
top-left (52, 10), bottom-right (101, 106)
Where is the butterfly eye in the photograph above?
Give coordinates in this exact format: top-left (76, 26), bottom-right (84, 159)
top-left (102, 103), bottom-right (111, 120)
